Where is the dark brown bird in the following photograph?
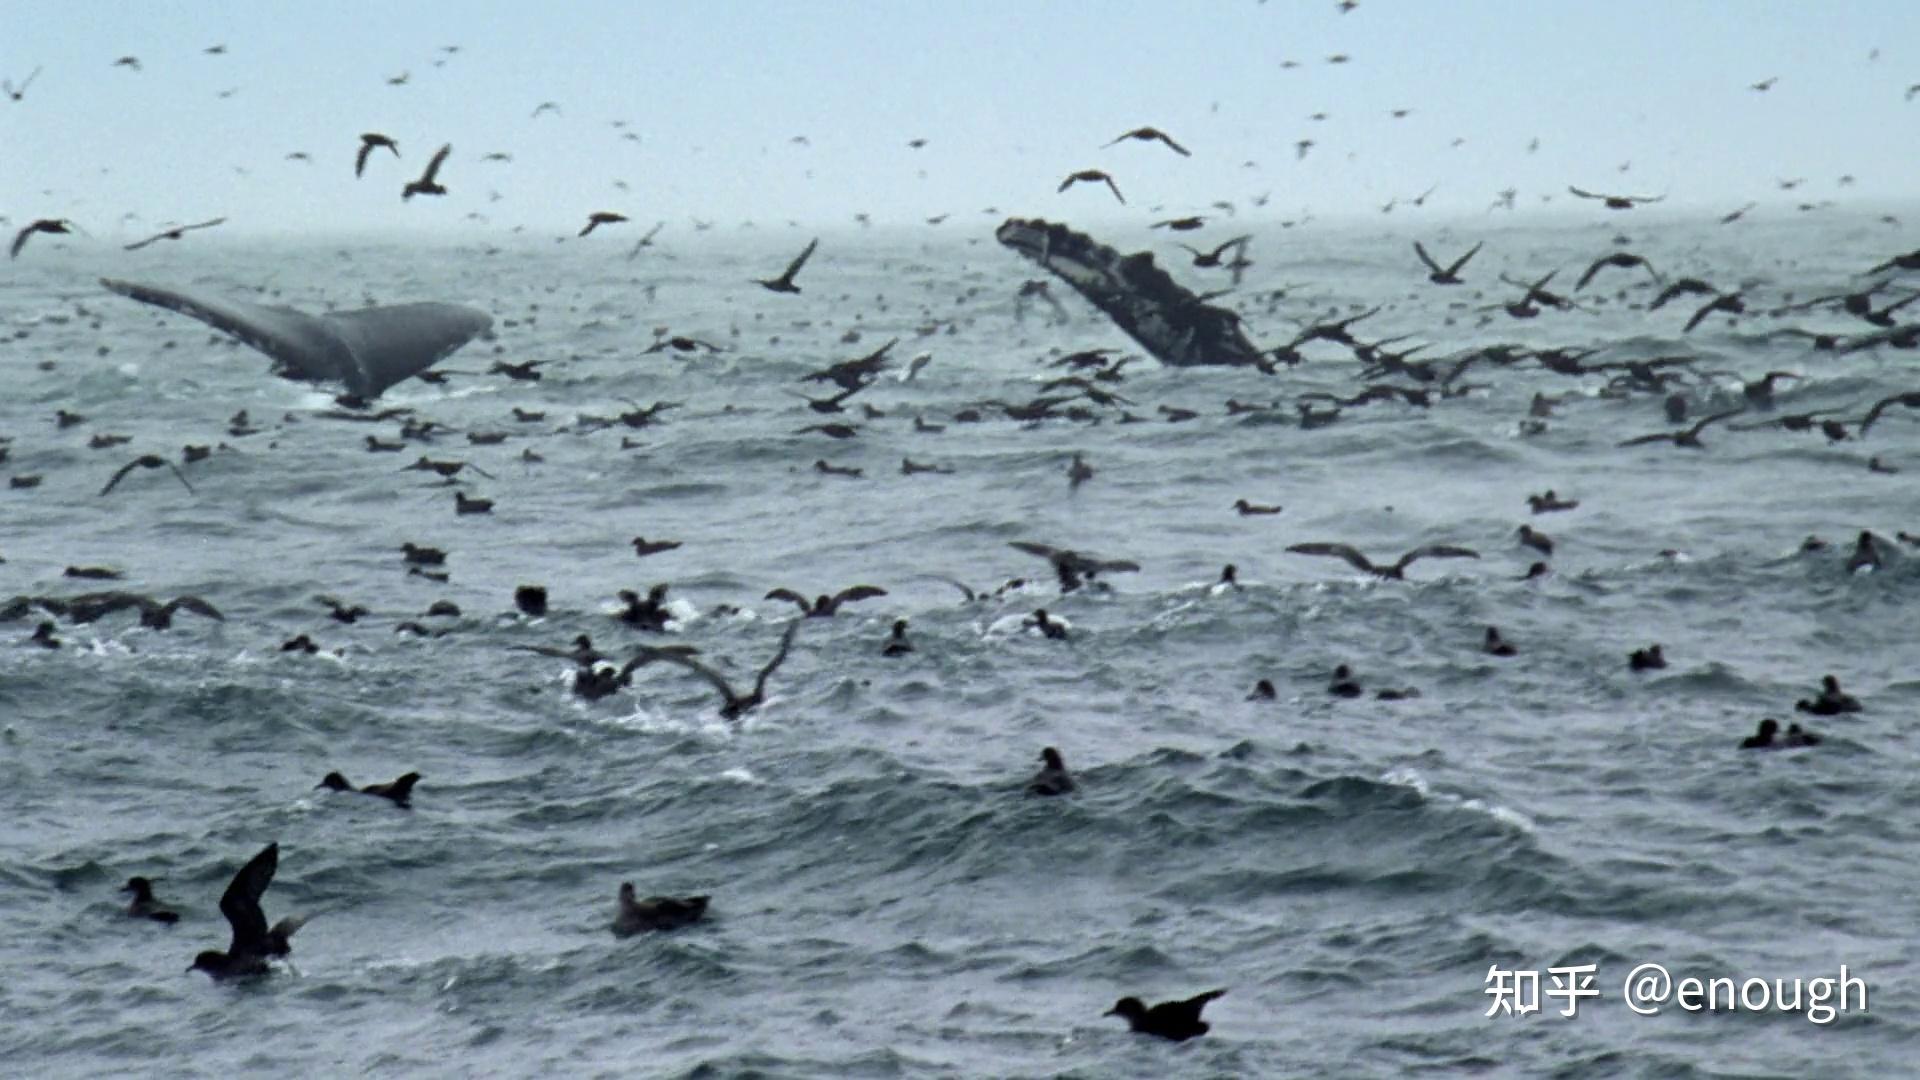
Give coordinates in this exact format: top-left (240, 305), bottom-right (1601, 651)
top-left (1413, 240), bottom-right (1481, 284)
top-left (1575, 251), bottom-right (1661, 290)
top-left (1285, 542), bottom-right (1480, 580)
top-left (1177, 236), bottom-right (1250, 268)
top-left (1859, 391), bottom-right (1920, 435)
top-left (316, 771), bottom-right (420, 808)
top-left (10, 218), bottom-right (72, 259)
top-left (189, 843), bottom-right (307, 980)
top-left (578, 211), bottom-right (627, 237)
top-left (1105, 988), bottom-right (1226, 1041)
top-left (1568, 185), bottom-right (1665, 210)
top-left (611, 884), bottom-right (708, 936)
top-left (3, 66), bottom-right (42, 101)
top-left (402, 144), bottom-right (451, 200)
top-left (1026, 747), bottom-right (1075, 795)
top-left (355, 133), bottom-right (399, 177)
top-left (631, 536), bottom-right (681, 557)
top-left (1683, 292), bottom-right (1745, 333)
top-left (755, 237), bottom-right (818, 293)
top-left (642, 620), bottom-right (801, 720)
top-left (120, 876), bottom-right (179, 923)
top-left (765, 585), bottom-right (886, 617)
top-left (124, 218), bottom-right (226, 251)
top-left (1618, 408), bottom-right (1745, 449)
top-left (1151, 216), bottom-right (1206, 230)
top-left (1103, 126), bottom-right (1190, 156)
top-left (99, 454), bottom-right (194, 496)
top-left (1057, 170), bottom-right (1126, 204)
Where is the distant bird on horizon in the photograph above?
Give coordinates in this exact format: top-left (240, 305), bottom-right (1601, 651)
top-left (402, 144), bottom-right (451, 200)
top-left (355, 133), bottom-right (399, 177)
top-left (386, 71), bottom-right (409, 86)
top-left (1575, 251), bottom-right (1661, 290)
top-left (1750, 76), bottom-right (1778, 91)
top-left (113, 56), bottom-right (141, 72)
top-left (1568, 186), bottom-right (1665, 210)
top-left (1103, 126), bottom-right (1190, 156)
top-left (755, 237), bottom-right (818, 293)
top-left (124, 218), bottom-right (226, 251)
top-left (578, 211), bottom-right (627, 237)
top-left (1058, 169), bottom-right (1126, 204)
top-left (531, 101), bottom-right (560, 119)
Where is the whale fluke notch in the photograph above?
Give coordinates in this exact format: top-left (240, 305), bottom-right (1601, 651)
top-left (994, 217), bottom-right (1264, 369)
top-left (100, 278), bottom-right (493, 399)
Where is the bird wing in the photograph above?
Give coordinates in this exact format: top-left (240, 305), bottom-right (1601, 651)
top-left (1690, 408), bottom-right (1747, 435)
top-left (98, 458), bottom-right (143, 496)
top-left (166, 460), bottom-right (195, 493)
top-left (1567, 186), bottom-right (1601, 201)
top-left (829, 585), bottom-right (887, 608)
top-left (164, 595), bottom-right (225, 621)
top-left (764, 588), bottom-right (812, 612)
top-left (1008, 541), bottom-right (1068, 565)
top-left (10, 224), bottom-right (35, 258)
top-left (1617, 432), bottom-right (1677, 447)
top-left (1285, 542), bottom-right (1376, 574)
top-left (220, 843), bottom-right (278, 956)
top-left (646, 649), bottom-right (743, 709)
top-left (1102, 176), bottom-right (1127, 204)
top-left (420, 144), bottom-right (451, 184)
top-left (783, 238), bottom-right (819, 280)
top-left (931, 576), bottom-right (978, 602)
top-left (751, 620), bottom-right (802, 700)
top-left (1682, 298), bottom-right (1722, 333)
top-left (1156, 131), bottom-right (1191, 156)
top-left (1574, 256), bottom-right (1610, 291)
top-left (355, 142), bottom-right (373, 177)
top-left (1860, 393), bottom-right (1920, 434)
top-left (62, 592), bottom-right (149, 622)
top-left (1447, 242), bottom-right (1482, 275)
top-left (1397, 545), bottom-right (1481, 571)
top-left (1412, 241), bottom-right (1443, 275)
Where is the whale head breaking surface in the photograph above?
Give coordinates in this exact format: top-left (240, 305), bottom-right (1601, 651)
top-left (995, 217), bottom-right (1265, 369)
top-left (100, 277), bottom-right (493, 398)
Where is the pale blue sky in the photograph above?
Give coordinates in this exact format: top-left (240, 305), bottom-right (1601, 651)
top-left (4, 1), bottom-right (1917, 239)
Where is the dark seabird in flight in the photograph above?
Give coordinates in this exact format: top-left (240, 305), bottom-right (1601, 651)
top-left (611, 884), bottom-right (708, 936)
top-left (124, 218), bottom-right (226, 251)
top-left (1105, 988), bottom-right (1226, 1041)
top-left (1026, 747), bottom-right (1075, 795)
top-left (1859, 391), bottom-right (1920, 434)
top-left (1648, 277), bottom-right (1718, 310)
top-left (1618, 407), bottom-right (1744, 449)
top-left (765, 585), bottom-right (886, 617)
top-left (189, 843), bottom-right (306, 979)
top-left (1103, 126), bottom-right (1190, 156)
top-left (121, 876), bottom-right (179, 923)
top-left (1575, 251), bottom-right (1661, 290)
top-left (62, 592), bottom-right (223, 629)
top-left (1057, 170), bottom-right (1126, 204)
top-left (1683, 291), bottom-right (1745, 332)
top-left (114, 56), bottom-right (142, 71)
top-left (1568, 186), bottom-right (1665, 210)
top-left (356, 133), bottom-right (399, 177)
top-left (1412, 240), bottom-right (1481, 285)
top-left (3, 66), bottom-right (42, 101)
top-left (1152, 216), bottom-right (1206, 230)
top-left (1285, 542), bottom-right (1480, 580)
top-left (579, 211), bottom-right (628, 237)
top-left (10, 218), bottom-right (73, 259)
top-left (1178, 236), bottom-right (1251, 268)
top-left (1008, 541), bottom-right (1140, 593)
top-left (644, 620), bottom-right (801, 720)
top-left (1866, 248), bottom-right (1920, 275)
top-left (99, 454), bottom-right (194, 496)
top-left (755, 238), bottom-right (818, 293)
top-left (316, 595), bottom-right (369, 623)
top-left (402, 144), bottom-right (451, 200)
top-left (316, 771), bottom-right (421, 808)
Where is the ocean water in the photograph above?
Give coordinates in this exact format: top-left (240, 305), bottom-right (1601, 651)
top-left (2, 214), bottom-right (1917, 1078)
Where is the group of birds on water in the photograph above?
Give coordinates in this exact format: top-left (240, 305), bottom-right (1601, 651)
top-left (6, 12), bottom-right (1920, 1052)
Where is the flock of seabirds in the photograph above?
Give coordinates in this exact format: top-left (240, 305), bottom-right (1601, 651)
top-left (5, 18), bottom-right (1920, 1046)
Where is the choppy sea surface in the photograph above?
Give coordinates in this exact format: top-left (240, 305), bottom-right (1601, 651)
top-left (3, 214), bottom-right (1917, 1078)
